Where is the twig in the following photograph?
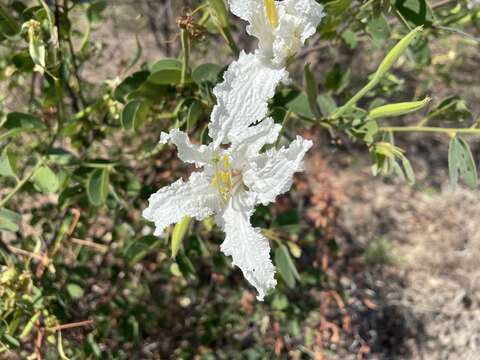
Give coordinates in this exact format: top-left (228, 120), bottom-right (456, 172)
top-left (71, 238), bottom-right (108, 253)
top-left (7, 245), bottom-right (49, 264)
top-left (48, 319), bottom-right (94, 332)
top-left (35, 322), bottom-right (44, 360)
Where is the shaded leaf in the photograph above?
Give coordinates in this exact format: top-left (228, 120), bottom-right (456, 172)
top-left (171, 217), bottom-right (191, 259)
top-left (275, 244), bottom-right (300, 288)
top-left (0, 112), bottom-right (45, 140)
top-left (87, 168), bottom-right (109, 206)
top-left (449, 136), bottom-right (478, 190)
top-left (0, 208), bottom-right (21, 232)
top-left (120, 100), bottom-right (151, 132)
top-left (124, 235), bottom-right (162, 265)
top-left (147, 69), bottom-right (182, 85)
top-left (192, 63), bottom-right (222, 85)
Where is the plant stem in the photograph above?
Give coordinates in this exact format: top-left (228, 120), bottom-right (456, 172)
top-left (0, 159), bottom-right (44, 208)
top-left (275, 111), bottom-right (292, 147)
top-left (180, 29), bottom-right (190, 85)
top-left (380, 126), bottom-right (480, 135)
top-left (332, 80), bottom-right (377, 119)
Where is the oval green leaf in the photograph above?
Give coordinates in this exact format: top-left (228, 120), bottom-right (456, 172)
top-left (147, 69), bottom-right (182, 85)
top-left (87, 168), bottom-right (110, 206)
top-left (120, 100), bottom-right (151, 132)
top-left (274, 244), bottom-right (300, 288)
top-left (32, 166), bottom-right (60, 194)
top-left (192, 63), bottom-right (221, 85)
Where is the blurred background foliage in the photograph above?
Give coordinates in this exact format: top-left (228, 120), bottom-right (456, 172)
top-left (0, 0), bottom-right (479, 358)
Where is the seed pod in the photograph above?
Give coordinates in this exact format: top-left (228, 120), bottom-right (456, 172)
top-left (369, 97), bottom-right (431, 119)
top-left (374, 26), bottom-right (423, 81)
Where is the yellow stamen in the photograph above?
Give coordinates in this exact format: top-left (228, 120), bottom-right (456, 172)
top-left (265, 0), bottom-right (279, 28)
top-left (223, 155), bottom-right (230, 170)
top-left (211, 155), bottom-right (234, 201)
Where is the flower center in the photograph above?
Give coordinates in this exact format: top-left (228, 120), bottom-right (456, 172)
top-left (265, 0), bottom-right (279, 29)
top-left (211, 155), bottom-right (234, 201)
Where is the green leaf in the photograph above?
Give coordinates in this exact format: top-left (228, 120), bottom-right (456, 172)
top-left (113, 70), bottom-right (149, 103)
top-left (317, 94), bottom-right (337, 117)
top-left (0, 4), bottom-right (20, 36)
top-left (46, 148), bottom-right (79, 166)
top-left (28, 35), bottom-right (45, 70)
top-left (20, 313), bottom-right (40, 339)
top-left (124, 235), bottom-right (162, 265)
top-left (341, 29), bottom-right (358, 49)
top-left (87, 168), bottom-right (110, 206)
top-left (2, 334), bottom-right (20, 348)
top-left (367, 15), bottom-right (390, 48)
top-left (394, 0), bottom-right (434, 27)
top-left (274, 244), bottom-right (300, 288)
top-left (149, 58), bottom-right (182, 72)
top-left (120, 100), bottom-right (151, 132)
top-left (304, 64), bottom-right (320, 119)
top-left (0, 112), bottom-right (45, 140)
top-left (0, 208), bottom-right (21, 232)
top-left (32, 166), bottom-right (60, 194)
top-left (0, 148), bottom-right (17, 178)
top-left (66, 283), bottom-right (84, 299)
top-left (147, 69), bottom-right (182, 85)
top-left (207, 0), bottom-right (229, 29)
top-left (186, 100), bottom-right (204, 128)
top-left (87, 0), bottom-right (107, 22)
top-left (325, 64), bottom-right (351, 94)
top-left (427, 96), bottom-right (472, 123)
top-left (171, 217), bottom-right (191, 259)
top-left (276, 89), bottom-right (315, 119)
top-left (86, 333), bottom-right (101, 358)
top-left (12, 51), bottom-right (34, 72)
top-left (449, 136), bottom-right (478, 190)
top-left (207, 0), bottom-right (238, 55)
top-left (126, 82), bottom-right (168, 102)
top-left (192, 63), bottom-right (222, 85)
top-left (176, 251), bottom-right (196, 277)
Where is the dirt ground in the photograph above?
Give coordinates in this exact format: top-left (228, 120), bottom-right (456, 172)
top-left (333, 154), bottom-right (480, 359)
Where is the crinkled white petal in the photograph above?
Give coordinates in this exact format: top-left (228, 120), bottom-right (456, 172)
top-left (160, 129), bottom-right (214, 168)
top-left (229, 0), bottom-right (325, 66)
top-left (142, 172), bottom-right (222, 237)
top-left (230, 117), bottom-right (281, 168)
top-left (228, 0), bottom-right (275, 60)
top-left (271, 0), bottom-right (325, 66)
top-left (228, 0), bottom-right (257, 22)
top-left (208, 51), bottom-right (289, 146)
top-left (243, 136), bottom-right (313, 205)
top-left (283, 0), bottom-right (325, 43)
top-left (218, 188), bottom-right (276, 301)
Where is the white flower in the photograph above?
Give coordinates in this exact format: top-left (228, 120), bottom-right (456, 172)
top-left (208, 0), bottom-right (325, 146)
top-left (143, 0), bottom-right (321, 300)
top-left (229, 0), bottom-right (325, 67)
top-left (143, 118), bottom-right (312, 300)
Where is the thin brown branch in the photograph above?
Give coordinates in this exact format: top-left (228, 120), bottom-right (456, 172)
top-left (49, 319), bottom-right (95, 332)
